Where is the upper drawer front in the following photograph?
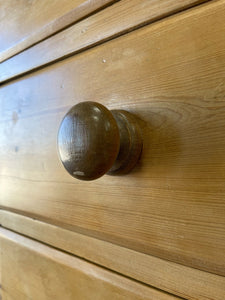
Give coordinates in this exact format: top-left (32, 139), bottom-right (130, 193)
top-left (0, 0), bottom-right (115, 62)
top-left (0, 0), bottom-right (208, 82)
top-left (1, 0), bottom-right (225, 277)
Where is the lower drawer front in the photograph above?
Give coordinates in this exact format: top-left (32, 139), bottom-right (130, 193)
top-left (0, 227), bottom-right (178, 300)
top-left (1, 0), bottom-right (225, 277)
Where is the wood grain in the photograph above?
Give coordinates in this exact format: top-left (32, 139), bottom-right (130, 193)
top-left (1, 210), bottom-right (225, 300)
top-left (0, 0), bottom-right (210, 83)
top-left (1, 0), bottom-right (225, 277)
top-left (0, 227), bottom-right (180, 300)
top-left (0, 0), bottom-right (116, 63)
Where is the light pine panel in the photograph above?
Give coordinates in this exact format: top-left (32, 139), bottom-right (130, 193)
top-left (0, 0), bottom-right (116, 63)
top-left (0, 227), bottom-right (179, 300)
top-left (1, 210), bottom-right (225, 300)
top-left (1, 0), bottom-right (225, 276)
top-left (0, 0), bottom-right (210, 82)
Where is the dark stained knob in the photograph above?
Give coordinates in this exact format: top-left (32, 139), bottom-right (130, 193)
top-left (57, 101), bottom-right (142, 180)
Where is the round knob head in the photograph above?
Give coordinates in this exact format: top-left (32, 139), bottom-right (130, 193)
top-left (57, 101), bottom-right (120, 180)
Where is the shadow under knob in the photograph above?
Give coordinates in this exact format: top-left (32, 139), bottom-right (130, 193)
top-left (57, 101), bottom-right (142, 181)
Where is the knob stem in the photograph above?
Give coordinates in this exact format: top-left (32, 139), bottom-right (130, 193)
top-left (108, 110), bottom-right (142, 175)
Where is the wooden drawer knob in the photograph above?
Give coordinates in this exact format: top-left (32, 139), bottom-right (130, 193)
top-left (57, 101), bottom-right (142, 180)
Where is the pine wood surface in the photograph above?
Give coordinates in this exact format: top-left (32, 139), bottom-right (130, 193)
top-left (0, 227), bottom-right (180, 300)
top-left (0, 0), bottom-right (116, 63)
top-left (1, 210), bottom-right (225, 300)
top-left (1, 0), bottom-right (225, 278)
top-left (0, 0), bottom-right (209, 83)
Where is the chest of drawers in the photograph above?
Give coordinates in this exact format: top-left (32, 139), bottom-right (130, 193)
top-left (1, 1), bottom-right (225, 299)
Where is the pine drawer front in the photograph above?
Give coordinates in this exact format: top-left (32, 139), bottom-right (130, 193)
top-left (0, 0), bottom-right (209, 82)
top-left (0, 227), bottom-right (179, 300)
top-left (0, 0), bottom-right (225, 278)
top-left (0, 0), bottom-right (116, 62)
